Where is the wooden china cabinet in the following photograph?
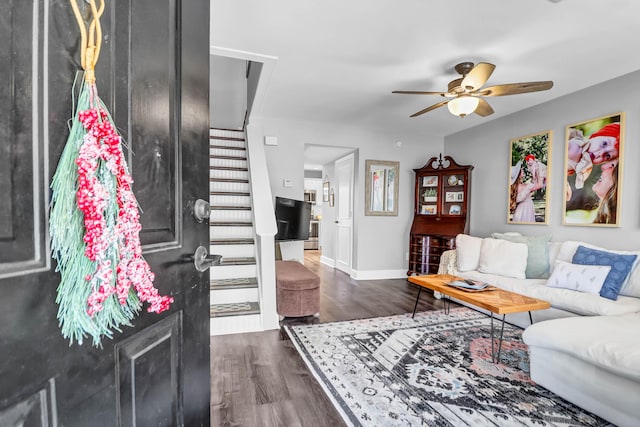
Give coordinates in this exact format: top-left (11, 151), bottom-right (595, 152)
top-left (407, 155), bottom-right (473, 276)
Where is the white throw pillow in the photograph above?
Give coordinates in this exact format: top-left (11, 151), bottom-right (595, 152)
top-left (478, 238), bottom-right (528, 279)
top-left (546, 261), bottom-right (611, 294)
top-left (455, 234), bottom-right (483, 271)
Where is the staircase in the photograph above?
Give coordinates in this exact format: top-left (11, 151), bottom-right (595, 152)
top-left (208, 128), bottom-right (262, 335)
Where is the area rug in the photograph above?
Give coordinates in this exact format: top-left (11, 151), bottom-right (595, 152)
top-left (285, 308), bottom-right (609, 427)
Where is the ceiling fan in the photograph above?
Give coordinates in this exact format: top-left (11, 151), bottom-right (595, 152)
top-left (392, 62), bottom-right (553, 118)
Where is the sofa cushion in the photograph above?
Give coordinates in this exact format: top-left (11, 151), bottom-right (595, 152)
top-left (478, 238), bottom-right (528, 279)
top-left (455, 234), bottom-right (483, 272)
top-left (458, 270), bottom-right (640, 316)
top-left (556, 241), bottom-right (640, 298)
top-left (492, 233), bottom-right (552, 279)
top-left (522, 313), bottom-right (640, 380)
top-left (546, 260), bottom-right (610, 294)
top-left (572, 245), bottom-right (637, 300)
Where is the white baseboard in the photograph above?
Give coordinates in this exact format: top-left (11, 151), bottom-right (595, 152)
top-left (320, 255), bottom-right (335, 267)
top-left (351, 269), bottom-right (407, 280)
top-left (210, 315), bottom-right (262, 336)
top-left (320, 256), bottom-right (406, 280)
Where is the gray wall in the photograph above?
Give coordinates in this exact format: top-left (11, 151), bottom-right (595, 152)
top-left (210, 55), bottom-right (246, 129)
top-left (250, 117), bottom-right (444, 272)
top-left (445, 69), bottom-right (640, 250)
top-left (246, 61), bottom-right (263, 119)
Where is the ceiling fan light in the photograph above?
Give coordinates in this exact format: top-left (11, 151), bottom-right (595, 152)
top-left (447, 96), bottom-right (479, 117)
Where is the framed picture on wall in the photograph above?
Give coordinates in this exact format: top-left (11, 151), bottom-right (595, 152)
top-left (508, 130), bottom-right (552, 224)
top-left (323, 181), bottom-right (330, 202)
top-left (563, 112), bottom-right (624, 226)
top-left (364, 160), bottom-right (399, 216)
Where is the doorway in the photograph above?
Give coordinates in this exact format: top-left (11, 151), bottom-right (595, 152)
top-left (303, 145), bottom-right (355, 270)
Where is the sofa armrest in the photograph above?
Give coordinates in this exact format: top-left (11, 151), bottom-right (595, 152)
top-left (438, 249), bottom-right (458, 275)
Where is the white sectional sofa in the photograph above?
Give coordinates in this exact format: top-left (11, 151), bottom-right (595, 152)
top-left (437, 234), bottom-right (640, 427)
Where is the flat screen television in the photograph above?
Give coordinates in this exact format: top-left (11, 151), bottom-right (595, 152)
top-left (274, 196), bottom-right (311, 241)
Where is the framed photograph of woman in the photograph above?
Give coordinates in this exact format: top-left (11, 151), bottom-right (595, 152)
top-left (563, 113), bottom-right (624, 226)
top-left (508, 130), bottom-right (551, 224)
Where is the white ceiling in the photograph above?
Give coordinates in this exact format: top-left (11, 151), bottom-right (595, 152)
top-left (211, 0), bottom-right (640, 137)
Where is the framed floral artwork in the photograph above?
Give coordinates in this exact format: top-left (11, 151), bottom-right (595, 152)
top-left (563, 112), bottom-right (624, 226)
top-left (508, 130), bottom-right (552, 224)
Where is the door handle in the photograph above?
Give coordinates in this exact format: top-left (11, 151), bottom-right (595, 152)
top-left (192, 199), bottom-right (210, 223)
top-left (193, 246), bottom-right (222, 272)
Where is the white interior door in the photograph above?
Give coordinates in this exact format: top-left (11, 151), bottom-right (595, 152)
top-left (334, 154), bottom-right (354, 274)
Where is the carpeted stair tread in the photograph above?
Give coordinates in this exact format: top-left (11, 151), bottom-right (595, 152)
top-left (209, 154), bottom-right (247, 161)
top-left (209, 165), bottom-right (249, 171)
top-left (209, 177), bottom-right (249, 183)
top-left (210, 301), bottom-right (260, 318)
top-left (218, 257), bottom-right (256, 266)
top-left (209, 135), bottom-right (245, 142)
top-left (209, 144), bottom-right (246, 150)
top-left (210, 205), bottom-right (251, 211)
top-left (210, 191), bottom-right (251, 197)
top-left (210, 221), bottom-right (253, 227)
top-left (210, 277), bottom-right (258, 290)
top-left (210, 238), bottom-right (255, 245)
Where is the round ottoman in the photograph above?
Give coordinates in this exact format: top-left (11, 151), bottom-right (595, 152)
top-left (275, 260), bottom-right (320, 317)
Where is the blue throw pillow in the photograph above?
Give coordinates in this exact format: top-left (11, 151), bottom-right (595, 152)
top-left (572, 245), bottom-right (637, 300)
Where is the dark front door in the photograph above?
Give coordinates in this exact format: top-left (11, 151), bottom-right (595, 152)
top-left (0, 1), bottom-right (210, 426)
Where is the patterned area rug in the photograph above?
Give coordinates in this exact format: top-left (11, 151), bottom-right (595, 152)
top-left (286, 308), bottom-right (609, 427)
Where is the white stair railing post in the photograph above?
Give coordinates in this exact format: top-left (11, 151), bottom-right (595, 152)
top-left (245, 124), bottom-right (279, 330)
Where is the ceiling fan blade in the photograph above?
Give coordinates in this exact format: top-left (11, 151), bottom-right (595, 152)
top-left (480, 81), bottom-right (553, 96)
top-left (410, 100), bottom-right (450, 117)
top-left (460, 62), bottom-right (495, 91)
top-left (474, 98), bottom-right (494, 117)
top-left (392, 90), bottom-right (447, 96)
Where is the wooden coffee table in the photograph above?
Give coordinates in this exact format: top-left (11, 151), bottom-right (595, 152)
top-left (408, 274), bottom-right (550, 363)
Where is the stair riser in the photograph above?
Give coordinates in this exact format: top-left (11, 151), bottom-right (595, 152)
top-left (210, 147), bottom-right (246, 157)
top-left (210, 226), bottom-right (253, 240)
top-left (209, 195), bottom-right (251, 206)
top-left (209, 129), bottom-right (245, 139)
top-left (209, 169), bottom-right (248, 181)
top-left (209, 159), bottom-right (247, 170)
top-left (209, 181), bottom-right (250, 193)
top-left (210, 315), bottom-right (261, 336)
top-left (209, 287), bottom-right (259, 305)
top-left (210, 264), bottom-right (257, 279)
top-left (209, 210), bottom-right (252, 222)
top-left (210, 244), bottom-right (255, 259)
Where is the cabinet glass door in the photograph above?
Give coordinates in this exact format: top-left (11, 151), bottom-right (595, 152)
top-left (442, 174), bottom-right (464, 216)
top-left (419, 175), bottom-right (439, 215)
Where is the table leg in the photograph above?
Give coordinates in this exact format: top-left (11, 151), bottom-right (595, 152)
top-left (490, 314), bottom-right (507, 364)
top-left (412, 287), bottom-right (422, 319)
top-left (529, 311), bottom-right (533, 324)
top-left (444, 295), bottom-right (450, 315)
top-left (496, 314), bottom-right (506, 363)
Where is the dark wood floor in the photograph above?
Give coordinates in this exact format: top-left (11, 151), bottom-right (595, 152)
top-left (210, 250), bottom-right (446, 427)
